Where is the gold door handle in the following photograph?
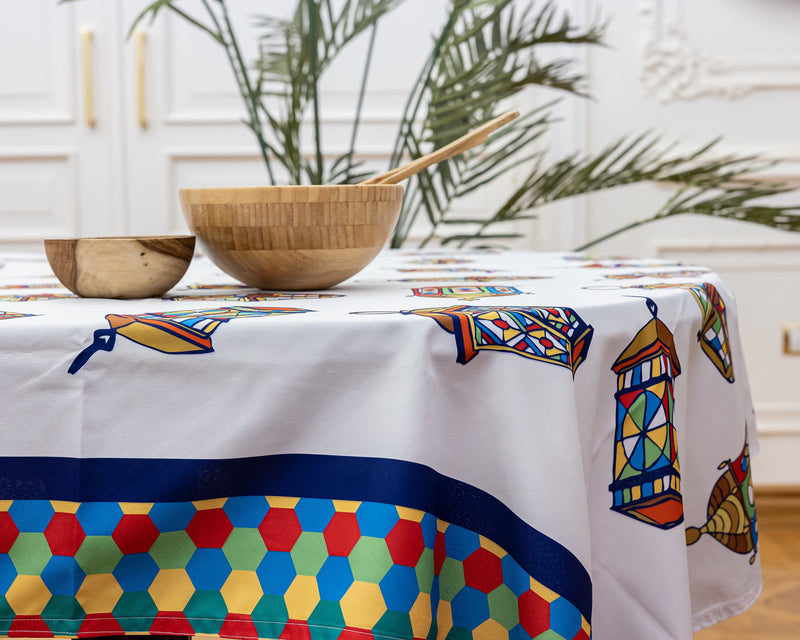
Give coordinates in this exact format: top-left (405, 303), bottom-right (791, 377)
top-left (80, 28), bottom-right (96, 127)
top-left (135, 30), bottom-right (148, 128)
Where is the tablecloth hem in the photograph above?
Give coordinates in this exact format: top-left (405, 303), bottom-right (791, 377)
top-left (691, 576), bottom-right (763, 632)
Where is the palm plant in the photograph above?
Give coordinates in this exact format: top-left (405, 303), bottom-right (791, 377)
top-left (123, 0), bottom-right (799, 250)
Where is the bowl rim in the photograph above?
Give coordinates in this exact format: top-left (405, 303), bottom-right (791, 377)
top-left (179, 184), bottom-right (404, 205)
top-left (44, 235), bottom-right (196, 243)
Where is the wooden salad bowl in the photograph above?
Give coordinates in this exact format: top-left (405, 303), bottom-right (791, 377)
top-left (179, 184), bottom-right (404, 290)
top-left (44, 235), bottom-right (195, 299)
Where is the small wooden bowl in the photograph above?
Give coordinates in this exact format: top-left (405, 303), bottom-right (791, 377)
top-left (44, 236), bottom-right (196, 299)
top-left (179, 184), bottom-right (404, 290)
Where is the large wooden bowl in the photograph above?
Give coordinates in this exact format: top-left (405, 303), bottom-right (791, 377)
top-left (44, 236), bottom-right (195, 299)
top-left (179, 185), bottom-right (404, 290)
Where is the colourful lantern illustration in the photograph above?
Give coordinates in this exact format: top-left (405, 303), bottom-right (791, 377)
top-left (400, 305), bottom-right (593, 374)
top-left (395, 275), bottom-right (547, 283)
top-left (411, 285), bottom-right (525, 301)
top-left (69, 306), bottom-right (311, 374)
top-left (686, 433), bottom-right (758, 562)
top-left (609, 298), bottom-right (684, 529)
top-left (165, 292), bottom-right (343, 302)
top-left (603, 269), bottom-right (709, 280)
top-left (0, 311), bottom-right (36, 320)
top-left (0, 293), bottom-right (74, 301)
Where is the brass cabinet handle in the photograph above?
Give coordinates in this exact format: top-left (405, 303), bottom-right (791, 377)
top-left (135, 30), bottom-right (148, 128)
top-left (80, 28), bottom-right (96, 127)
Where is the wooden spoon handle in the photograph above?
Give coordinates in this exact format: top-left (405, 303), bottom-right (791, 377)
top-left (362, 110), bottom-right (519, 185)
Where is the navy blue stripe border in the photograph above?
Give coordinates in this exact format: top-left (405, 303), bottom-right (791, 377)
top-left (0, 453), bottom-right (591, 620)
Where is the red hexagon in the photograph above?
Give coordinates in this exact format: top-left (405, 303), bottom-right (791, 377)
top-left (9, 615), bottom-right (51, 637)
top-left (150, 611), bottom-right (195, 636)
top-left (279, 619), bottom-right (311, 640)
top-left (518, 589), bottom-right (550, 638)
top-left (385, 518), bottom-right (426, 567)
top-left (575, 629), bottom-right (590, 640)
top-left (0, 512), bottom-right (19, 553)
top-left (185, 508), bottom-right (234, 548)
top-left (220, 613), bottom-right (259, 639)
top-left (338, 628), bottom-right (374, 640)
top-left (433, 530), bottom-right (446, 574)
top-left (77, 613), bottom-right (125, 637)
top-left (258, 508), bottom-right (302, 551)
top-left (44, 512), bottom-right (86, 556)
top-left (112, 513), bottom-right (160, 554)
top-left (462, 546), bottom-right (504, 593)
top-left (323, 512), bottom-right (360, 557)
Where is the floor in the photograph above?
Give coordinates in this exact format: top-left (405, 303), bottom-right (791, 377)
top-left (694, 488), bottom-right (800, 639)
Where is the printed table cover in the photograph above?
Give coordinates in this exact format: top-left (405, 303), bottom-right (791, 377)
top-left (0, 248), bottom-right (761, 640)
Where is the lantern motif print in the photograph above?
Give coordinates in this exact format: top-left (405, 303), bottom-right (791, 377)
top-left (609, 298), bottom-right (684, 529)
top-left (411, 285), bottom-right (526, 301)
top-left (686, 433), bottom-right (758, 563)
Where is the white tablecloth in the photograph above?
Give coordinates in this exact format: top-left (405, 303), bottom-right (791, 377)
top-left (0, 248), bottom-right (760, 640)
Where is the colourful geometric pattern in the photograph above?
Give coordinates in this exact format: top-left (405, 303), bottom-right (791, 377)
top-left (393, 276), bottom-right (547, 283)
top-left (609, 299), bottom-right (684, 530)
top-left (0, 311), bottom-right (37, 321)
top-left (164, 293), bottom-right (344, 302)
top-left (686, 431), bottom-right (758, 563)
top-left (411, 286), bottom-right (526, 301)
top-left (68, 306), bottom-right (312, 374)
top-left (603, 270), bottom-right (709, 280)
top-left (0, 294), bottom-right (74, 301)
top-left (401, 305), bottom-right (593, 374)
top-left (0, 457), bottom-right (591, 640)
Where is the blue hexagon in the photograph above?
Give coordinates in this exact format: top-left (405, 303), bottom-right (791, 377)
top-left (75, 502), bottom-right (123, 535)
top-left (449, 585), bottom-right (490, 630)
top-left (147, 501), bottom-right (197, 532)
top-left (379, 564), bottom-right (420, 613)
top-left (443, 525), bottom-right (481, 561)
top-left (256, 550), bottom-right (296, 596)
top-left (186, 548), bottom-right (232, 590)
top-left (508, 623), bottom-right (533, 640)
top-left (294, 498), bottom-right (336, 532)
top-left (355, 502), bottom-right (399, 537)
top-left (41, 555), bottom-right (86, 596)
top-left (501, 555), bottom-right (531, 597)
top-left (0, 556), bottom-right (17, 592)
top-left (113, 552), bottom-right (160, 591)
top-left (8, 500), bottom-right (54, 532)
top-left (316, 555), bottom-right (354, 601)
top-left (223, 496), bottom-right (270, 528)
top-left (420, 512), bottom-right (438, 549)
top-left (550, 596), bottom-right (582, 639)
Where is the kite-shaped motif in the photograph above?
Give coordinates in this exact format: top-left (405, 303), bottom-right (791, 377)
top-left (411, 285), bottom-right (525, 301)
top-left (69, 306), bottom-right (311, 374)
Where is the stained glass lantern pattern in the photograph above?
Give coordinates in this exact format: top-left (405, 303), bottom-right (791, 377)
top-left (411, 285), bottom-right (525, 301)
top-left (401, 305), bottom-right (593, 374)
top-left (686, 432), bottom-right (758, 563)
top-left (609, 299), bottom-right (684, 529)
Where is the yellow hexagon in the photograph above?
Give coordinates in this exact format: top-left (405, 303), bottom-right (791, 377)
top-left (50, 500), bottom-right (80, 514)
top-left (6, 575), bottom-right (51, 615)
top-left (0, 500), bottom-right (12, 510)
top-left (221, 570), bottom-right (264, 614)
top-left (118, 502), bottom-right (153, 514)
top-left (267, 496), bottom-right (299, 509)
top-left (473, 617), bottom-right (508, 640)
top-left (530, 578), bottom-right (559, 603)
top-left (193, 497), bottom-right (228, 510)
top-left (436, 599), bottom-right (453, 638)
top-left (284, 575), bottom-right (319, 620)
top-left (436, 519), bottom-right (449, 533)
top-left (409, 592), bottom-right (432, 639)
top-left (75, 574), bottom-right (123, 614)
top-left (332, 499), bottom-right (360, 513)
top-left (148, 568), bottom-right (195, 610)
top-left (340, 581), bottom-right (386, 630)
top-left (396, 506), bottom-right (425, 523)
top-left (478, 535), bottom-right (507, 559)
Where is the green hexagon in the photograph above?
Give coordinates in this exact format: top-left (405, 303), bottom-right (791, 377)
top-left (291, 532), bottom-right (328, 576)
top-left (112, 591), bottom-right (158, 631)
top-left (348, 536), bottom-right (392, 583)
top-left (252, 593), bottom-right (289, 639)
top-left (308, 599), bottom-right (345, 639)
top-left (223, 528), bottom-right (267, 571)
top-left (41, 595), bottom-right (84, 635)
top-left (374, 609), bottom-right (414, 640)
top-left (9, 532), bottom-right (51, 574)
top-left (487, 584), bottom-right (519, 630)
top-left (0, 596), bottom-right (13, 635)
top-left (149, 530), bottom-right (196, 569)
top-left (75, 536), bottom-right (123, 574)
top-left (437, 557), bottom-right (465, 602)
top-left (185, 591), bottom-right (227, 634)
top-left (415, 547), bottom-right (435, 594)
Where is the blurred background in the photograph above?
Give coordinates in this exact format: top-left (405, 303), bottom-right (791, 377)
top-left (0, 0), bottom-right (798, 484)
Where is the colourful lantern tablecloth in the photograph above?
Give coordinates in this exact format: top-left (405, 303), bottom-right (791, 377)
top-left (0, 248), bottom-right (761, 640)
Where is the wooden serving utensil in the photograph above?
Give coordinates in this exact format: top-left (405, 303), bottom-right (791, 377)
top-left (361, 110), bottom-right (520, 185)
